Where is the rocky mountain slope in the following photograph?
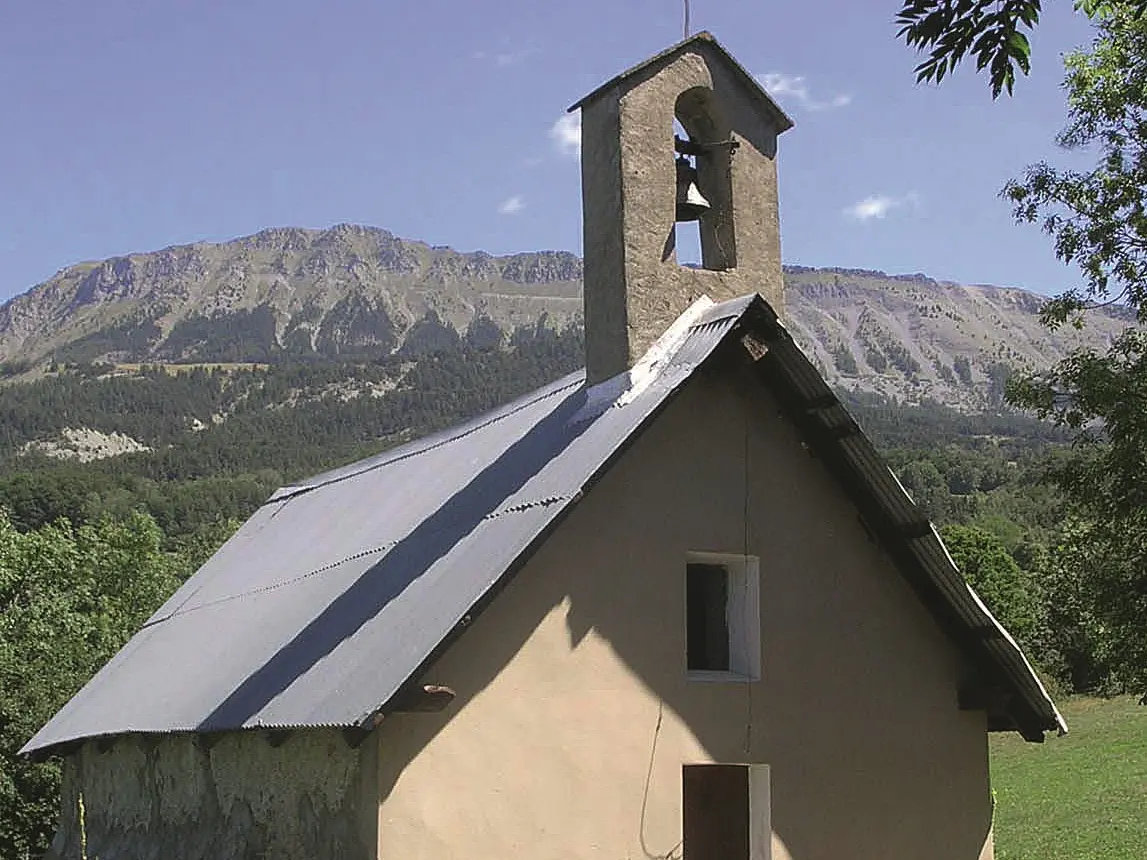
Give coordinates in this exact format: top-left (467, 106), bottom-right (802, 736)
top-left (781, 265), bottom-right (1129, 410)
top-left (0, 224), bottom-right (1130, 412)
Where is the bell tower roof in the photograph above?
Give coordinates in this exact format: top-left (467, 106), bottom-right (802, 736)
top-left (568, 31), bottom-right (794, 133)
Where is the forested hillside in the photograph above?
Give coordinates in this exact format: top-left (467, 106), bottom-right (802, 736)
top-left (0, 322), bottom-right (583, 536)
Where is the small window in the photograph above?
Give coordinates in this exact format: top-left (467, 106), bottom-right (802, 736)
top-left (687, 563), bottom-right (730, 671)
top-left (685, 554), bottom-right (760, 681)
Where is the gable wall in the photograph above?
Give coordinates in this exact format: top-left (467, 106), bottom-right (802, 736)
top-left (375, 367), bottom-right (994, 860)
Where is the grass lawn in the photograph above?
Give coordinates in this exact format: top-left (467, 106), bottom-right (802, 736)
top-left (990, 695), bottom-right (1146, 860)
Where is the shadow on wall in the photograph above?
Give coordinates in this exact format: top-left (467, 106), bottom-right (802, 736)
top-left (370, 359), bottom-right (993, 860)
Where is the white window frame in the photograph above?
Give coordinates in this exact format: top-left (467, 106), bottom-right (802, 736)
top-left (685, 552), bottom-right (761, 682)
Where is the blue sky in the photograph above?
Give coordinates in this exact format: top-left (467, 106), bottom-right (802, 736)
top-left (0, 0), bottom-right (1096, 303)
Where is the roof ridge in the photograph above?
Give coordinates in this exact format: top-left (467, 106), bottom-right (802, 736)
top-left (156, 309), bottom-right (742, 627)
top-left (22, 291), bottom-right (1062, 754)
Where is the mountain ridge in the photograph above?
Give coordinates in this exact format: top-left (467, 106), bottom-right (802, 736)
top-left (0, 224), bottom-right (1129, 412)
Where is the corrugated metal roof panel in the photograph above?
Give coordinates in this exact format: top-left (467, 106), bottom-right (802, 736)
top-left (22, 299), bottom-right (743, 755)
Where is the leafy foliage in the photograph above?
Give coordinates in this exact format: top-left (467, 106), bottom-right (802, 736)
top-left (313, 295), bottom-right (398, 358)
top-left (1003, 6), bottom-right (1147, 694)
top-left (399, 310), bottom-right (462, 358)
top-left (0, 323), bottom-right (586, 540)
top-left (896, 0), bottom-right (1041, 97)
top-left (0, 320), bottom-right (586, 859)
top-left (831, 343), bottom-right (859, 375)
top-left (51, 314), bottom-right (162, 365)
top-left (865, 345), bottom-right (889, 373)
top-left (0, 512), bottom-right (190, 860)
top-left (895, 0), bottom-right (1147, 97)
top-left (940, 524), bottom-right (1043, 646)
top-left (159, 305), bottom-right (281, 362)
top-left (883, 339), bottom-right (921, 375)
top-left (1003, 8), bottom-right (1147, 326)
top-left (954, 354), bottom-right (973, 385)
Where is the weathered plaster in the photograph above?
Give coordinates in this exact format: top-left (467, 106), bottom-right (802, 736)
top-left (48, 729), bottom-right (378, 860)
top-left (581, 42), bottom-right (786, 384)
top-left (376, 368), bottom-right (995, 860)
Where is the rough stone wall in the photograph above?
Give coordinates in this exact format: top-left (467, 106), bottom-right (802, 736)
top-left (47, 729), bottom-right (378, 860)
top-left (580, 93), bottom-right (630, 386)
top-left (581, 42), bottom-right (786, 384)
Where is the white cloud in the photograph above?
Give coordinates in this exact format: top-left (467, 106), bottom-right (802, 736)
top-left (498, 195), bottom-right (526, 215)
top-left (472, 46), bottom-right (538, 67)
top-left (549, 113), bottom-right (581, 158)
top-left (756, 73), bottom-right (851, 112)
top-left (847, 195), bottom-right (897, 221)
top-left (844, 192), bottom-right (921, 222)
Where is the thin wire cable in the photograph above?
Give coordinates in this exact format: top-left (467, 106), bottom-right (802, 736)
top-left (638, 702), bottom-right (683, 860)
top-left (743, 397), bottom-right (754, 756)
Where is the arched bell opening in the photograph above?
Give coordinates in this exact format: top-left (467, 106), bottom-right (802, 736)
top-left (673, 87), bottom-right (736, 272)
top-left (672, 118), bottom-right (703, 267)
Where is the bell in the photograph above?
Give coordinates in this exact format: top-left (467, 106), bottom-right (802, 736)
top-left (675, 156), bottom-right (711, 222)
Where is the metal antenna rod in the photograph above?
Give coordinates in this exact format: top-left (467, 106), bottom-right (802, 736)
top-left (684, 0), bottom-right (690, 39)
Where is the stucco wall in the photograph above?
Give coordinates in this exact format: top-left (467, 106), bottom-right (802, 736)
top-left (49, 728), bottom-right (378, 860)
top-left (376, 367), bottom-right (994, 860)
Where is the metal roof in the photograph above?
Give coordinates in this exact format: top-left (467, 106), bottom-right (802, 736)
top-left (23, 293), bottom-right (1064, 756)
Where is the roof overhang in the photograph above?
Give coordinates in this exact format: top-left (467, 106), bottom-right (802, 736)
top-left (731, 297), bottom-right (1067, 740)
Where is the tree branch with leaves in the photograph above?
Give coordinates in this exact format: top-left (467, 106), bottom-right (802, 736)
top-left (897, 0), bottom-right (1147, 96)
top-left (998, 5), bottom-right (1147, 694)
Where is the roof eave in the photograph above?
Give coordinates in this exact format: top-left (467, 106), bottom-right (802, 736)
top-left (738, 301), bottom-right (1065, 743)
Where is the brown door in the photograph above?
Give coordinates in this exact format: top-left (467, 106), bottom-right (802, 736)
top-left (683, 764), bottom-right (750, 860)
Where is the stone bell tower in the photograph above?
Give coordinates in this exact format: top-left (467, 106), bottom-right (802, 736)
top-left (570, 32), bottom-right (793, 384)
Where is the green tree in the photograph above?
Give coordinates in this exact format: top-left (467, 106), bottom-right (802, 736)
top-left (896, 0), bottom-right (1147, 97)
top-left (1036, 519), bottom-right (1131, 691)
top-left (898, 459), bottom-right (951, 519)
top-left (953, 354), bottom-right (973, 386)
top-left (1000, 6), bottom-right (1147, 693)
top-left (0, 512), bottom-right (188, 859)
top-left (941, 524), bottom-right (1044, 648)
